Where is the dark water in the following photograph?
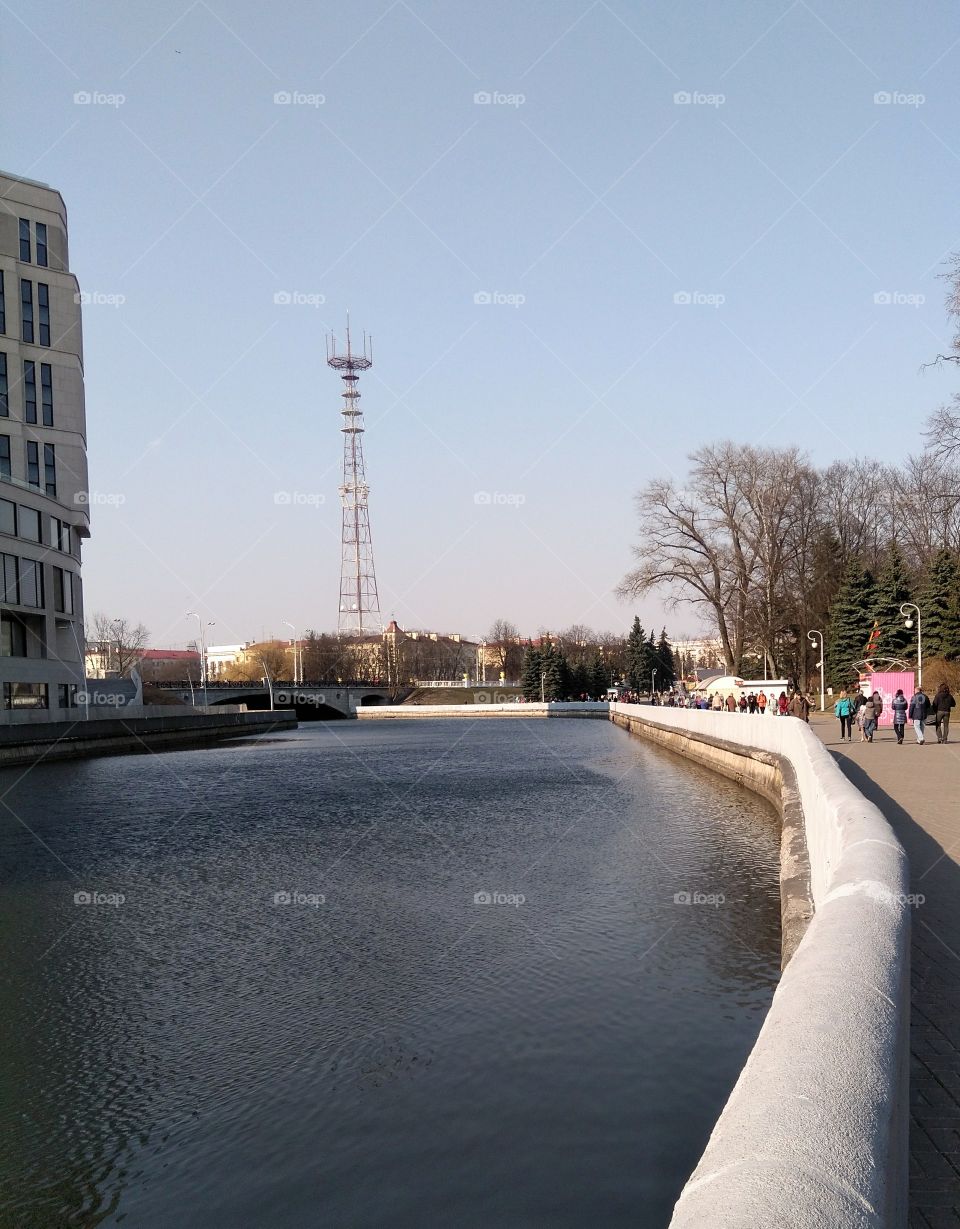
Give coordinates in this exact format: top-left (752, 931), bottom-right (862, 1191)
top-left (0, 718), bottom-right (781, 1228)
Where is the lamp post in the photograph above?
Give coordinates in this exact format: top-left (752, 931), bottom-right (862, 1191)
top-left (187, 612), bottom-right (215, 706)
top-left (651, 667), bottom-right (657, 699)
top-left (282, 621), bottom-right (300, 685)
top-left (900, 603), bottom-right (922, 688)
top-left (807, 630), bottom-right (825, 714)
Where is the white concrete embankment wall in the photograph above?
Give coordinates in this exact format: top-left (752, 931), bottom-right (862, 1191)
top-left (356, 702), bottom-right (610, 719)
top-left (610, 703), bottom-right (910, 1229)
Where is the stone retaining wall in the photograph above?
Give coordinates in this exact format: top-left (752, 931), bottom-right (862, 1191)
top-left (611, 703), bottom-right (910, 1228)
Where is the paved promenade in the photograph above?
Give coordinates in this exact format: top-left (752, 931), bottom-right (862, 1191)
top-left (812, 712), bottom-right (960, 1227)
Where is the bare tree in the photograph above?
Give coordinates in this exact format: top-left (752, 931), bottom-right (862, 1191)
top-left (88, 613), bottom-right (149, 677)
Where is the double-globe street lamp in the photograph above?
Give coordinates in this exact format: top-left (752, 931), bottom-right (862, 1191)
top-left (900, 603), bottom-right (922, 688)
top-left (807, 630), bottom-right (825, 714)
top-left (186, 612), bottom-right (215, 707)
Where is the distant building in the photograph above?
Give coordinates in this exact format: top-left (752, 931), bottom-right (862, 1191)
top-left (0, 171), bottom-right (89, 719)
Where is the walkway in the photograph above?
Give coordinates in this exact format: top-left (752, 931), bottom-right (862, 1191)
top-left (812, 712), bottom-right (960, 1227)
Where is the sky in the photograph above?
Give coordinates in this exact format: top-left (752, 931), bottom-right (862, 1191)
top-left (5, 0), bottom-right (960, 649)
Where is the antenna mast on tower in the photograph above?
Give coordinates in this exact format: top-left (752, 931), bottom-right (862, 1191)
top-left (327, 319), bottom-right (381, 637)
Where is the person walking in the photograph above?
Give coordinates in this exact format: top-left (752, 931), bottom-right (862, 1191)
top-left (861, 692), bottom-right (877, 742)
top-left (747, 692), bottom-right (757, 714)
top-left (891, 688), bottom-right (908, 745)
top-left (908, 686), bottom-right (929, 745)
top-left (872, 690), bottom-right (884, 735)
top-left (757, 691), bottom-right (768, 716)
top-left (738, 694), bottom-right (747, 713)
top-left (777, 691), bottom-right (789, 716)
top-left (834, 690), bottom-right (854, 742)
top-left (933, 682), bottom-right (956, 743)
top-left (790, 691), bottom-right (810, 722)
top-left (725, 693), bottom-right (737, 713)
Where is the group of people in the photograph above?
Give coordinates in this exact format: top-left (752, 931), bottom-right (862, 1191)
top-left (833, 683), bottom-right (956, 745)
top-left (654, 689), bottom-right (812, 719)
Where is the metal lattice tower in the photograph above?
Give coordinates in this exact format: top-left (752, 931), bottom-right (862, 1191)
top-left (327, 320), bottom-right (381, 637)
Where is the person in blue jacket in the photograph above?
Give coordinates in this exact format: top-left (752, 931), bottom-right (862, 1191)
top-left (833, 690), bottom-right (854, 742)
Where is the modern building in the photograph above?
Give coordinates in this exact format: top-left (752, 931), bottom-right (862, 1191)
top-left (0, 172), bottom-right (89, 720)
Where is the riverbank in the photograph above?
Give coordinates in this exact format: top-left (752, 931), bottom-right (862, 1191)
top-left (610, 702), bottom-right (910, 1228)
top-left (812, 712), bottom-right (960, 1222)
top-left (0, 709), bottom-right (297, 768)
top-left (357, 701), bottom-right (609, 719)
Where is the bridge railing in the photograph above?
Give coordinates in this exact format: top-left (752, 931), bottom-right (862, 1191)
top-left (151, 679), bottom-right (391, 690)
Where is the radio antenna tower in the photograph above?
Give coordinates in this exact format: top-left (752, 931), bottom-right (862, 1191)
top-left (327, 317), bottom-right (381, 637)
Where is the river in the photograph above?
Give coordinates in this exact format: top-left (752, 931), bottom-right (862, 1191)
top-left (0, 716), bottom-right (781, 1228)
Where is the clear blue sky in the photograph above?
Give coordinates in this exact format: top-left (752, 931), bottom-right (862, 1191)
top-left (6, 0), bottom-right (960, 648)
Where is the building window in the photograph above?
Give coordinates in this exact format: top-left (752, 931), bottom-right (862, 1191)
top-left (50, 517), bottom-right (70, 551)
top-left (0, 436), bottom-right (10, 480)
top-left (0, 553), bottom-right (18, 602)
top-left (1, 613), bottom-right (27, 657)
top-left (18, 506), bottom-right (41, 542)
top-left (20, 280), bottom-right (33, 344)
top-left (44, 444), bottom-right (56, 497)
top-left (0, 271), bottom-right (5, 334)
top-left (53, 566), bottom-right (73, 614)
top-left (57, 683), bottom-right (78, 708)
top-left (38, 284), bottom-right (50, 347)
top-left (26, 441), bottom-right (39, 488)
top-left (0, 500), bottom-right (15, 536)
top-left (4, 682), bottom-right (49, 710)
top-left (41, 364), bottom-right (53, 425)
top-left (23, 360), bottom-right (36, 424)
top-left (19, 219), bottom-right (31, 263)
top-left (0, 354), bottom-right (6, 417)
top-left (35, 223), bottom-right (48, 268)
top-left (19, 558), bottom-right (43, 608)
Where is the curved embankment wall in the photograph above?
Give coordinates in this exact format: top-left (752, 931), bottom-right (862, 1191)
top-left (610, 703), bottom-right (910, 1229)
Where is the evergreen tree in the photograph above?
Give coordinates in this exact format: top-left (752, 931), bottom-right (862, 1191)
top-left (918, 548), bottom-right (959, 659)
top-left (826, 559), bottom-right (876, 687)
top-left (520, 645), bottom-right (542, 700)
top-left (626, 616), bottom-right (647, 692)
top-left (942, 578), bottom-right (960, 661)
top-left (570, 661), bottom-right (590, 698)
top-left (656, 628), bottom-right (677, 690)
top-left (588, 652), bottom-right (609, 699)
top-left (541, 643), bottom-right (566, 701)
top-left (871, 542), bottom-right (913, 662)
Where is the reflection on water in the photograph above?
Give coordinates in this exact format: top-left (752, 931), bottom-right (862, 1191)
top-left (0, 718), bottom-right (781, 1228)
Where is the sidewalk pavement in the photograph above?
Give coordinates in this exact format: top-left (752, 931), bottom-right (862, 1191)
top-left (812, 712), bottom-right (960, 1227)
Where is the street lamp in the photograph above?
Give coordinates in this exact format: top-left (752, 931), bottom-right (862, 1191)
top-left (187, 612), bottom-right (215, 707)
top-left (651, 667), bottom-right (657, 699)
top-left (282, 621), bottom-right (300, 685)
top-left (900, 603), bottom-right (922, 688)
top-left (807, 630), bottom-right (825, 714)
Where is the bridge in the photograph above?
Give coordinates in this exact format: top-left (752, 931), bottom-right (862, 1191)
top-left (151, 681), bottom-right (399, 719)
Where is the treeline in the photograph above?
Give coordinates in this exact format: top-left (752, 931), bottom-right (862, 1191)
top-left (519, 620), bottom-right (678, 700)
top-left (620, 443), bottom-right (960, 690)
